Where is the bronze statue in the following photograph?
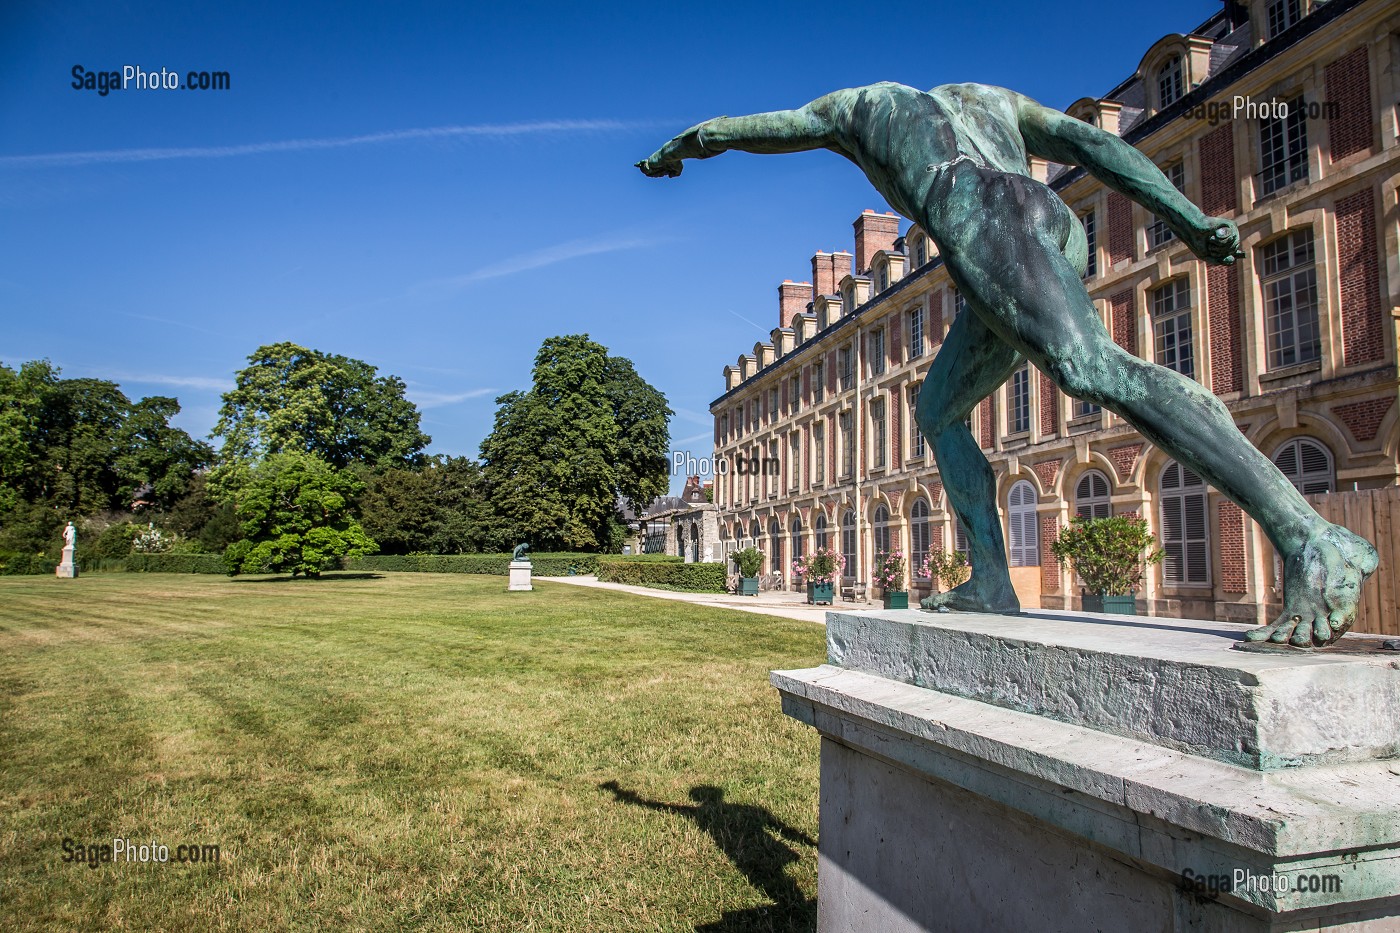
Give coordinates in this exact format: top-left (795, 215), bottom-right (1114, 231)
top-left (639, 82), bottom-right (1377, 648)
top-left (511, 542), bottom-right (531, 563)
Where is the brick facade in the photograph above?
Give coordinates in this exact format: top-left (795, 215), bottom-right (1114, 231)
top-left (1107, 192), bottom-right (1133, 266)
top-left (1335, 187), bottom-right (1383, 367)
top-left (1198, 123), bottom-right (1238, 216)
top-left (854, 211), bottom-right (899, 274)
top-left (1334, 396), bottom-right (1395, 443)
top-left (1039, 371), bottom-right (1058, 437)
top-left (1110, 290), bottom-right (1136, 355)
top-left (1218, 501), bottom-right (1248, 594)
top-left (1325, 46), bottom-right (1372, 163)
top-left (1207, 264), bottom-right (1242, 395)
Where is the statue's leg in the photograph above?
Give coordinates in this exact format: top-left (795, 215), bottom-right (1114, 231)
top-left (914, 306), bottom-right (1022, 613)
top-left (937, 165), bottom-right (1377, 646)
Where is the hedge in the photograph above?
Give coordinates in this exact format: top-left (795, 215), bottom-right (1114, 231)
top-left (345, 552), bottom-right (602, 576)
top-left (596, 558), bottom-right (727, 592)
top-left (0, 553), bottom-right (57, 575)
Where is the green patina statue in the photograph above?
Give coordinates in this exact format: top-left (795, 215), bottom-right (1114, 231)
top-left (639, 82), bottom-right (1378, 648)
top-left (512, 542), bottom-right (531, 563)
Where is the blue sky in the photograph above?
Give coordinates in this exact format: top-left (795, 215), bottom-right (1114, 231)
top-left (2, 0), bottom-right (1220, 493)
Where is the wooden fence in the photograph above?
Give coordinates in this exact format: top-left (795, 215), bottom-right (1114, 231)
top-left (1300, 486), bottom-right (1399, 636)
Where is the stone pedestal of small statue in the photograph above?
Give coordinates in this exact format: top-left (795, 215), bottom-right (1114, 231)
top-left (55, 521), bottom-right (78, 579)
top-left (508, 543), bottom-right (532, 592)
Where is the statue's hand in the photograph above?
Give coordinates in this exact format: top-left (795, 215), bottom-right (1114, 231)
top-left (636, 156), bottom-right (682, 178)
top-left (1183, 215), bottom-right (1243, 266)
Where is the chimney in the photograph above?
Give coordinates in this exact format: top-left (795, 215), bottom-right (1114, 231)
top-left (854, 209), bottom-right (900, 274)
top-left (811, 250), bottom-right (853, 297)
top-left (778, 280), bottom-right (813, 329)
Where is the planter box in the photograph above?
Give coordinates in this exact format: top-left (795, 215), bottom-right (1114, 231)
top-left (807, 581), bottom-right (834, 605)
top-left (738, 576), bottom-right (759, 596)
top-left (1082, 592), bottom-right (1137, 615)
top-left (882, 590), bottom-right (909, 610)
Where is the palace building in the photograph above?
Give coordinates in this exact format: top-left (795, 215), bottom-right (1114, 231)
top-left (707, 0), bottom-right (1399, 622)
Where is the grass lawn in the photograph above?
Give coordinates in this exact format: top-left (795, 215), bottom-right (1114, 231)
top-left (0, 572), bottom-right (825, 931)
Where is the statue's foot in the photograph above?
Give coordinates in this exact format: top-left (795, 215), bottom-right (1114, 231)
top-left (919, 577), bottom-right (1020, 614)
top-left (1245, 523), bottom-right (1379, 648)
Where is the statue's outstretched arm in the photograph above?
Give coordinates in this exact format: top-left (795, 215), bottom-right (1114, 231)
top-left (1014, 93), bottom-right (1241, 266)
top-left (637, 104), bottom-right (834, 178)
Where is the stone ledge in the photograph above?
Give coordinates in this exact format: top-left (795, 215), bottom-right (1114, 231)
top-left (772, 664), bottom-right (1400, 915)
top-left (824, 608), bottom-right (1400, 770)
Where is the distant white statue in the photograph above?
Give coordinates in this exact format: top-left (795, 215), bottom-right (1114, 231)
top-left (57, 521), bottom-right (78, 579)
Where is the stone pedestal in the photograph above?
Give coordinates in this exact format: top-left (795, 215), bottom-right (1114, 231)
top-left (508, 560), bottom-right (532, 592)
top-left (55, 545), bottom-right (78, 579)
top-left (772, 608), bottom-right (1400, 932)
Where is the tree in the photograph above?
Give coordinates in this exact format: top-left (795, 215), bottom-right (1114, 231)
top-left (357, 456), bottom-right (489, 555)
top-left (225, 451), bottom-right (375, 578)
top-left (113, 396), bottom-right (214, 510)
top-left (480, 335), bottom-right (671, 552)
top-left (211, 343), bottom-right (430, 495)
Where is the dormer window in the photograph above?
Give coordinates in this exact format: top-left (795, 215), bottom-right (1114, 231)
top-left (915, 240), bottom-right (926, 267)
top-left (876, 265), bottom-right (888, 293)
top-left (1266, 0), bottom-right (1301, 39)
top-left (1157, 56), bottom-right (1183, 108)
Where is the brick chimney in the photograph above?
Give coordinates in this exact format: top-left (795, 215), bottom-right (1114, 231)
top-left (854, 209), bottom-right (900, 274)
top-left (811, 250), bottom-right (853, 297)
top-left (778, 280), bottom-right (813, 329)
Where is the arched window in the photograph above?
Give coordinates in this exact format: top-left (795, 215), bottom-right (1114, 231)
top-left (790, 517), bottom-right (804, 567)
top-left (815, 513), bottom-right (828, 551)
top-left (1160, 461), bottom-right (1210, 585)
top-left (954, 516), bottom-right (969, 554)
top-left (872, 504), bottom-right (892, 558)
top-left (749, 519), bottom-right (761, 550)
top-left (768, 519), bottom-right (783, 574)
top-left (841, 509), bottom-right (857, 581)
top-left (1157, 56), bottom-right (1183, 108)
top-left (1075, 470), bottom-right (1113, 519)
top-left (689, 524), bottom-right (699, 563)
top-left (1272, 437), bottom-right (1334, 495)
top-left (910, 498), bottom-right (931, 577)
top-left (1008, 481), bottom-right (1039, 567)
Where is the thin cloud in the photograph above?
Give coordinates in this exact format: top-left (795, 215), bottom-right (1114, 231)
top-left (673, 431), bottom-right (713, 446)
top-left (410, 387), bottom-right (497, 408)
top-left (416, 234), bottom-right (667, 293)
top-left (109, 372), bottom-right (231, 392)
top-left (1, 119), bottom-right (652, 169)
top-left (672, 407), bottom-right (715, 426)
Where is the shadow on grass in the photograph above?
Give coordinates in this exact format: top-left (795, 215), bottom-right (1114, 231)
top-left (229, 572), bottom-right (385, 584)
top-left (600, 781), bottom-right (817, 933)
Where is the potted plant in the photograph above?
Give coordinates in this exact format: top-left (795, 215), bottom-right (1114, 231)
top-left (793, 547), bottom-right (843, 605)
top-left (874, 550), bottom-right (908, 609)
top-left (921, 549), bottom-right (971, 594)
top-left (1051, 515), bottom-right (1164, 615)
top-left (731, 546), bottom-right (764, 596)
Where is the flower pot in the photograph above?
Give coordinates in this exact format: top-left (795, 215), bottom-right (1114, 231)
top-left (807, 581), bottom-right (833, 605)
top-left (882, 590), bottom-right (909, 610)
top-left (1082, 591), bottom-right (1136, 615)
top-left (739, 576), bottom-right (759, 596)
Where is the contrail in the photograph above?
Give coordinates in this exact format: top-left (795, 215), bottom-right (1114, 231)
top-left (1, 119), bottom-right (651, 169)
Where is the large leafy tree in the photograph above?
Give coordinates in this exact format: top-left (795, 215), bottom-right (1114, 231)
top-left (211, 343), bottom-right (430, 495)
top-left (0, 360), bottom-right (211, 541)
top-left (480, 335), bottom-right (671, 552)
top-left (225, 451), bottom-right (376, 578)
top-left (357, 456), bottom-right (489, 554)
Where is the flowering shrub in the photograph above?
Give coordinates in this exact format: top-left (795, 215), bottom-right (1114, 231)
top-left (792, 546), bottom-right (844, 585)
top-left (921, 549), bottom-right (970, 591)
top-left (873, 550), bottom-right (906, 591)
top-left (730, 546), bottom-right (765, 579)
top-left (1051, 516), bottom-right (1163, 596)
top-left (131, 524), bottom-right (175, 554)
